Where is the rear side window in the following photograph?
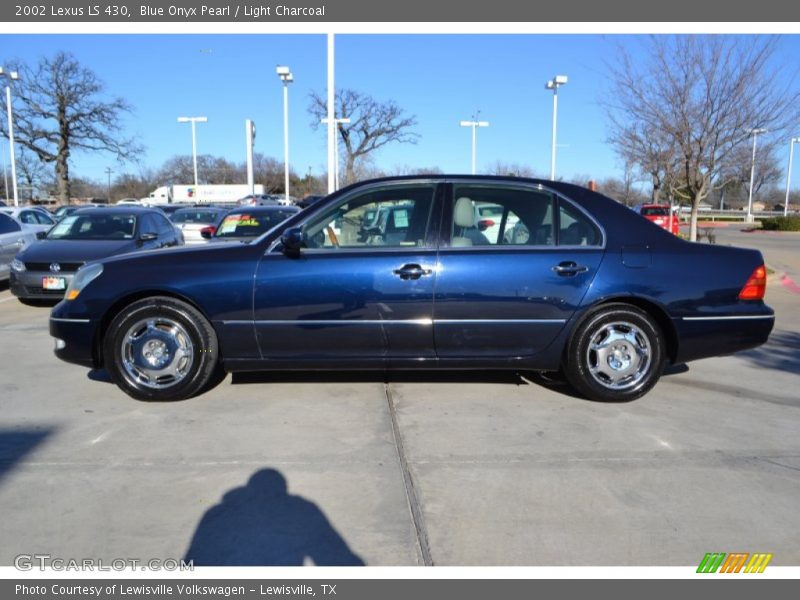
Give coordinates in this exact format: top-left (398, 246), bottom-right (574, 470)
top-left (0, 213), bottom-right (21, 234)
top-left (558, 201), bottom-right (602, 246)
top-left (451, 185), bottom-right (555, 247)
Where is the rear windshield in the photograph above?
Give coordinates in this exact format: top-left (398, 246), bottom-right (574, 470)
top-left (641, 206), bottom-right (669, 216)
top-left (47, 214), bottom-right (137, 240)
top-left (216, 211), bottom-right (295, 238)
top-left (171, 210), bottom-right (223, 224)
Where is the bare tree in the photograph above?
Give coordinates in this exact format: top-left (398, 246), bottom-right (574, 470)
top-left (0, 52), bottom-right (141, 203)
top-left (719, 137), bottom-right (783, 199)
top-left (309, 89), bottom-right (419, 185)
top-left (485, 161), bottom-right (541, 178)
top-left (14, 148), bottom-right (50, 202)
top-left (609, 122), bottom-right (680, 204)
top-left (604, 36), bottom-right (799, 240)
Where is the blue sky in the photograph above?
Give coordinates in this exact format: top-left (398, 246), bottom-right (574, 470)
top-left (3, 34), bottom-right (800, 187)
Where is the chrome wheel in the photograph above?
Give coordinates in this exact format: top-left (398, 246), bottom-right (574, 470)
top-left (121, 317), bottom-right (194, 389)
top-left (586, 321), bottom-right (651, 390)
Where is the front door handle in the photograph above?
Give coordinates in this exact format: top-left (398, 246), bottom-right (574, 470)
top-left (393, 263), bottom-right (433, 280)
top-left (552, 261), bottom-right (588, 276)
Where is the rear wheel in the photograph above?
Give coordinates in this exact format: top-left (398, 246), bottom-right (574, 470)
top-left (564, 304), bottom-right (665, 402)
top-left (103, 296), bottom-right (220, 401)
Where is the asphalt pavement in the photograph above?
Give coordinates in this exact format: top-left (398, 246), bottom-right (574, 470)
top-left (0, 229), bottom-right (798, 566)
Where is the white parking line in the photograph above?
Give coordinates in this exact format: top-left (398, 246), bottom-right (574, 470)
top-left (0, 295), bottom-right (16, 303)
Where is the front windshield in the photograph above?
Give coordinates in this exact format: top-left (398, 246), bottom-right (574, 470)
top-left (47, 214), bottom-right (137, 240)
top-left (171, 210), bottom-right (222, 224)
top-left (215, 211), bottom-right (294, 238)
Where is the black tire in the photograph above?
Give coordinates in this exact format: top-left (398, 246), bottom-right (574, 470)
top-left (563, 303), bottom-right (666, 402)
top-left (102, 296), bottom-right (220, 401)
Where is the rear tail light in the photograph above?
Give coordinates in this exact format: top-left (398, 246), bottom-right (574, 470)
top-left (738, 264), bottom-right (767, 300)
top-left (477, 219), bottom-right (495, 232)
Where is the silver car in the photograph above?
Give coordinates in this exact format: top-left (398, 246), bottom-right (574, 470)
top-left (0, 207), bottom-right (56, 235)
top-left (0, 212), bottom-right (37, 282)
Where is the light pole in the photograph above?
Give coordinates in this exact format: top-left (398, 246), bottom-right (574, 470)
top-left (747, 128), bottom-right (767, 222)
top-left (327, 33), bottom-right (336, 194)
top-left (784, 137), bottom-right (800, 217)
top-left (276, 66), bottom-right (293, 204)
top-left (545, 74), bottom-right (568, 181)
top-left (177, 116), bottom-right (207, 187)
top-left (105, 167), bottom-right (113, 203)
top-left (1, 67), bottom-right (20, 206)
top-left (459, 114), bottom-right (489, 175)
top-left (321, 116), bottom-right (351, 190)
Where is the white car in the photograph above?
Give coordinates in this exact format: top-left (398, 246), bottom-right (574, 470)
top-left (169, 206), bottom-right (229, 244)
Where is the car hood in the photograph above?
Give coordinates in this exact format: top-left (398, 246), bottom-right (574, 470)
top-left (17, 239), bottom-right (140, 263)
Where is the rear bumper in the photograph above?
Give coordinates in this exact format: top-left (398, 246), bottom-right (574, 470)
top-left (673, 311), bottom-right (775, 364)
top-left (49, 314), bottom-right (98, 368)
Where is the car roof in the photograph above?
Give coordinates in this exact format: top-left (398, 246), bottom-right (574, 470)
top-left (172, 205), bottom-right (227, 212)
top-left (71, 206), bottom-right (157, 215)
top-left (227, 205), bottom-right (299, 214)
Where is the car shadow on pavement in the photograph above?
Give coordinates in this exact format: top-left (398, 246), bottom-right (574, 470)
top-left (739, 330), bottom-right (800, 376)
top-left (0, 428), bottom-right (53, 485)
top-left (183, 468), bottom-right (365, 566)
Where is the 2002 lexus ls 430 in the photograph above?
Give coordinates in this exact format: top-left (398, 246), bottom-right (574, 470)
top-left (49, 177), bottom-right (774, 402)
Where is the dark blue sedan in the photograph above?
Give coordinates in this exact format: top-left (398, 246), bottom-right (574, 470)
top-left (49, 177), bottom-right (774, 402)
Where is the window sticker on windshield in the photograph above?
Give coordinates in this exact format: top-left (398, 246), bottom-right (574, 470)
top-left (50, 217), bottom-right (77, 237)
top-left (393, 209), bottom-right (409, 228)
top-left (218, 215), bottom-right (242, 234)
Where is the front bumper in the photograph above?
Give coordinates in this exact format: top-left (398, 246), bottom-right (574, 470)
top-left (11, 270), bottom-right (76, 300)
top-left (49, 311), bottom-right (98, 368)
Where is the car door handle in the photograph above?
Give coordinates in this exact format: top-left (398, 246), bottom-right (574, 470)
top-left (552, 261), bottom-right (589, 276)
top-left (393, 264), bottom-right (433, 280)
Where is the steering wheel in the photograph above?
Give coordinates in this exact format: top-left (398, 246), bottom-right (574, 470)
top-left (326, 225), bottom-right (340, 247)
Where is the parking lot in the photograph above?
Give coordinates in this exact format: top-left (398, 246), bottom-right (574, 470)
top-left (0, 226), bottom-right (799, 566)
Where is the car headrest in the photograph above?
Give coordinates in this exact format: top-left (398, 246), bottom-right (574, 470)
top-left (454, 197), bottom-right (475, 228)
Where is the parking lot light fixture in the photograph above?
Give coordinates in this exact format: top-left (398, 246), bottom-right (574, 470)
top-left (277, 66), bottom-right (294, 204)
top-left (177, 116), bottom-right (208, 187)
top-left (747, 128), bottom-right (768, 222)
top-left (460, 115), bottom-right (489, 175)
top-left (545, 75), bottom-right (567, 181)
top-left (785, 137), bottom-right (800, 217)
top-left (0, 67), bottom-right (20, 207)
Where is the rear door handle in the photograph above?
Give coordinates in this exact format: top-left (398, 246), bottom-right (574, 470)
top-left (552, 261), bottom-right (588, 276)
top-left (393, 263), bottom-right (433, 280)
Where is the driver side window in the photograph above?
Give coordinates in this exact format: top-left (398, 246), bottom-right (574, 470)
top-left (303, 185), bottom-right (436, 250)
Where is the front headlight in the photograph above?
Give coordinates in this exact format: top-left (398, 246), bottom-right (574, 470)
top-left (10, 258), bottom-right (25, 273)
top-left (65, 263), bottom-right (103, 301)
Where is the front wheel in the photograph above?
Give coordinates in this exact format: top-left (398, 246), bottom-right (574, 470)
top-left (564, 304), bottom-right (666, 402)
top-left (103, 296), bottom-right (220, 401)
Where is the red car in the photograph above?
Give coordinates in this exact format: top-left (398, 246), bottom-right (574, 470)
top-left (633, 203), bottom-right (680, 235)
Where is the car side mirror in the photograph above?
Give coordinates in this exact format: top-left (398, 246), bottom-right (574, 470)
top-left (200, 227), bottom-right (214, 240)
top-left (36, 231), bottom-right (47, 240)
top-left (281, 226), bottom-right (304, 256)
